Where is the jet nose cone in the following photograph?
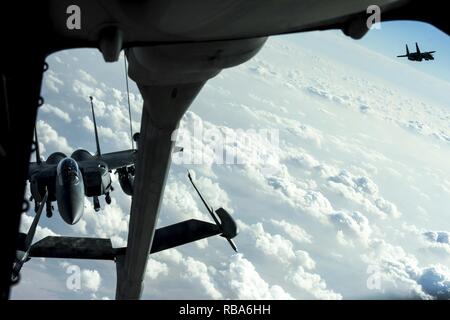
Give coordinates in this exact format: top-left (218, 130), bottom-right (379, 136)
top-left (55, 160), bottom-right (85, 225)
top-left (59, 201), bottom-right (84, 225)
top-left (56, 180), bottom-right (85, 225)
top-left (68, 209), bottom-right (83, 225)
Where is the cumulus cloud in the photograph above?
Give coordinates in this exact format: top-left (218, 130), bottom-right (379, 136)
top-left (417, 265), bottom-right (450, 299)
top-left (327, 170), bottom-right (401, 219)
top-left (36, 120), bottom-right (73, 156)
top-left (270, 219), bottom-right (313, 244)
top-left (401, 225), bottom-right (450, 255)
top-left (44, 71), bottom-right (64, 93)
top-left (423, 231), bottom-right (450, 246)
top-left (81, 115), bottom-right (130, 150)
top-left (231, 103), bottom-right (323, 148)
top-left (73, 79), bottom-right (105, 100)
top-left (247, 59), bottom-right (279, 79)
top-left (252, 223), bottom-right (296, 264)
top-left (294, 250), bottom-right (316, 270)
top-left (329, 211), bottom-right (372, 246)
top-left (78, 69), bottom-right (98, 85)
top-left (152, 248), bottom-right (184, 265)
top-left (241, 221), bottom-right (340, 298)
top-left (420, 230), bottom-right (450, 255)
top-left (362, 240), bottom-right (450, 299)
top-left (221, 254), bottom-right (293, 299)
top-left (79, 198), bottom-right (129, 245)
top-left (175, 110), bottom-right (286, 178)
top-left (181, 257), bottom-right (223, 299)
top-left (146, 258), bottom-right (169, 280)
top-left (162, 179), bottom-right (208, 222)
top-left (176, 111), bottom-right (333, 223)
top-left (112, 89), bottom-right (123, 102)
top-left (287, 266), bottom-right (342, 300)
top-left (264, 166), bottom-right (333, 222)
top-left (255, 109), bottom-right (323, 148)
top-left (41, 104), bottom-right (71, 123)
top-left (82, 269), bottom-right (102, 292)
top-left (271, 244), bottom-right (342, 299)
top-left (281, 146), bottom-right (321, 171)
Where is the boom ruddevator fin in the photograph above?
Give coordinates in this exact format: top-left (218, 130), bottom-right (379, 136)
top-left (187, 170), bottom-right (238, 252)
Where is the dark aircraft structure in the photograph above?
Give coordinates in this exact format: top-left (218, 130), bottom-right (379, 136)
top-left (397, 42), bottom-right (436, 61)
top-left (28, 96), bottom-right (137, 225)
top-left (1, 0), bottom-right (449, 300)
top-left (13, 170), bottom-right (238, 284)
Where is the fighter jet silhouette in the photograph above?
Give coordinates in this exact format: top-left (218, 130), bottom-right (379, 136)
top-left (397, 42), bottom-right (435, 61)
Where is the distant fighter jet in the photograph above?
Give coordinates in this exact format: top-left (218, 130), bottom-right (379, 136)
top-left (28, 96), bottom-right (137, 225)
top-left (397, 42), bottom-right (435, 61)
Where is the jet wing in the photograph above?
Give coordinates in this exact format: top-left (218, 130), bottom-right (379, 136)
top-left (98, 149), bottom-right (137, 170)
top-left (27, 162), bottom-right (55, 179)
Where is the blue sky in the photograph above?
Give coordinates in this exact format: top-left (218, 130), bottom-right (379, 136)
top-left (288, 20), bottom-right (450, 83)
top-left (358, 20), bottom-right (450, 82)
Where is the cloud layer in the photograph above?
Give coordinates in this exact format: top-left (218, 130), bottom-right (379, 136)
top-left (12, 29), bottom-right (450, 300)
